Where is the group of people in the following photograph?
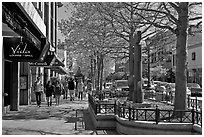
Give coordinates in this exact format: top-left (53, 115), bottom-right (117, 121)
top-left (33, 76), bottom-right (93, 107)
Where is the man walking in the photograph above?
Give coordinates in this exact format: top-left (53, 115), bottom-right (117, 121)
top-left (33, 76), bottom-right (43, 107)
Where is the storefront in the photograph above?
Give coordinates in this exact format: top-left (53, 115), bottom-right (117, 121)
top-left (2, 2), bottom-right (49, 113)
top-left (30, 52), bottom-right (67, 86)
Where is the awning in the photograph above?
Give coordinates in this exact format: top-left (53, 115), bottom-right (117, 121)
top-left (30, 51), bottom-right (65, 67)
top-left (50, 66), bottom-right (68, 75)
top-left (2, 23), bottom-right (20, 37)
top-left (29, 50), bottom-right (55, 67)
top-left (51, 54), bottom-right (65, 67)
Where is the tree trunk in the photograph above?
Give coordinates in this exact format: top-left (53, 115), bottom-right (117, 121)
top-left (128, 37), bottom-right (134, 101)
top-left (90, 55), bottom-right (95, 89)
top-left (174, 2), bottom-right (188, 111)
top-left (100, 55), bottom-right (104, 90)
top-left (97, 53), bottom-right (100, 90)
top-left (93, 57), bottom-right (97, 90)
top-left (133, 31), bottom-right (143, 103)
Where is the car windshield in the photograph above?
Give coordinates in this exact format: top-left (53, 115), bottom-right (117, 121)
top-left (106, 83), bottom-right (112, 87)
top-left (187, 83), bottom-right (200, 88)
top-left (160, 82), bottom-right (168, 86)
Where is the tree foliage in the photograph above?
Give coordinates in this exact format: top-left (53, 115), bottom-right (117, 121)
top-left (58, 2), bottom-right (202, 110)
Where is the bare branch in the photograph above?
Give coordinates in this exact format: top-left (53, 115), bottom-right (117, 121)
top-left (162, 2), bottom-right (178, 24)
top-left (189, 2), bottom-right (202, 7)
top-left (189, 16), bottom-right (202, 21)
top-left (168, 2), bottom-right (180, 13)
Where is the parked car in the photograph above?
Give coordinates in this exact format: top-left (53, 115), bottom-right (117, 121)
top-left (155, 82), bottom-right (168, 93)
top-left (153, 81), bottom-right (161, 87)
top-left (187, 83), bottom-right (201, 89)
top-left (187, 83), bottom-right (202, 97)
top-left (165, 83), bottom-right (191, 96)
top-left (143, 78), bottom-right (155, 90)
top-left (115, 80), bottom-right (129, 97)
top-left (105, 82), bottom-right (113, 89)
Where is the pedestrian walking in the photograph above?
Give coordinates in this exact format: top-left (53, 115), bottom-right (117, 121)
top-left (68, 78), bottom-right (75, 101)
top-left (45, 80), bottom-right (54, 106)
top-left (77, 79), bottom-right (85, 100)
top-left (86, 79), bottom-right (93, 96)
top-left (165, 84), bottom-right (171, 102)
top-left (63, 81), bottom-right (69, 100)
top-left (54, 81), bottom-right (62, 105)
top-left (33, 76), bottom-right (43, 107)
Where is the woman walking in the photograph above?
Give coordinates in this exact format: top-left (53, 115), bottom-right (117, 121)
top-left (55, 81), bottom-right (62, 105)
top-left (45, 80), bottom-right (54, 107)
top-left (77, 79), bottom-right (84, 100)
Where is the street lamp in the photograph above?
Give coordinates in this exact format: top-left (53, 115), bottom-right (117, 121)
top-left (145, 38), bottom-right (151, 89)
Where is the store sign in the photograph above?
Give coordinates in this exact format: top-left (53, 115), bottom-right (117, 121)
top-left (29, 62), bottom-right (48, 66)
top-left (4, 37), bottom-right (41, 61)
top-left (11, 41), bottom-right (32, 57)
top-left (29, 54), bottom-right (55, 67)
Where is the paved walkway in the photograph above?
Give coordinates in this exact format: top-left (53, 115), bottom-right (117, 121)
top-left (2, 97), bottom-right (118, 135)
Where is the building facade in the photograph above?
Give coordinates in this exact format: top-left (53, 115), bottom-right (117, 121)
top-left (2, 2), bottom-right (65, 114)
top-left (172, 28), bottom-right (202, 86)
top-left (114, 29), bottom-right (202, 85)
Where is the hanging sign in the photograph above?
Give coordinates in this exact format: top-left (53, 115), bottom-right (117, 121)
top-left (3, 37), bottom-right (41, 61)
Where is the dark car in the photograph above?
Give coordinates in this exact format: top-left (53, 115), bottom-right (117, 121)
top-left (115, 80), bottom-right (129, 97)
top-left (187, 83), bottom-right (202, 97)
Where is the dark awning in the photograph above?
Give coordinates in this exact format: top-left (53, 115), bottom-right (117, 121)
top-left (2, 23), bottom-right (20, 37)
top-left (51, 54), bottom-right (65, 67)
top-left (29, 51), bottom-right (55, 67)
top-left (50, 66), bottom-right (68, 75)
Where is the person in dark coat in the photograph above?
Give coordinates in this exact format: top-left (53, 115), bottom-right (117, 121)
top-left (45, 80), bottom-right (54, 106)
top-left (68, 78), bottom-right (75, 101)
top-left (55, 81), bottom-right (62, 106)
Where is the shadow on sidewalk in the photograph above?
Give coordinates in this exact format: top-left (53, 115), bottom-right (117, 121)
top-left (63, 108), bottom-right (119, 135)
top-left (63, 109), bottom-right (95, 131)
top-left (83, 109), bottom-right (95, 131)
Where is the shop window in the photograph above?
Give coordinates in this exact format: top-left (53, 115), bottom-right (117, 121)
top-left (192, 52), bottom-right (196, 60)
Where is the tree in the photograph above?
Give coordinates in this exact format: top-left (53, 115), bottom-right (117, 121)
top-left (59, 3), bottom-right (126, 90)
top-left (94, 2), bottom-right (158, 102)
top-left (134, 2), bottom-right (202, 110)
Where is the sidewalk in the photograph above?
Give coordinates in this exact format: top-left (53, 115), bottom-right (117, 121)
top-left (2, 97), bottom-right (118, 135)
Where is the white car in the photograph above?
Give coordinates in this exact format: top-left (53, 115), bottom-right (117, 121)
top-left (105, 82), bottom-right (112, 89)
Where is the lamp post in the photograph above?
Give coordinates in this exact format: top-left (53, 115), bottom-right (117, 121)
top-left (145, 38), bottom-right (151, 89)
